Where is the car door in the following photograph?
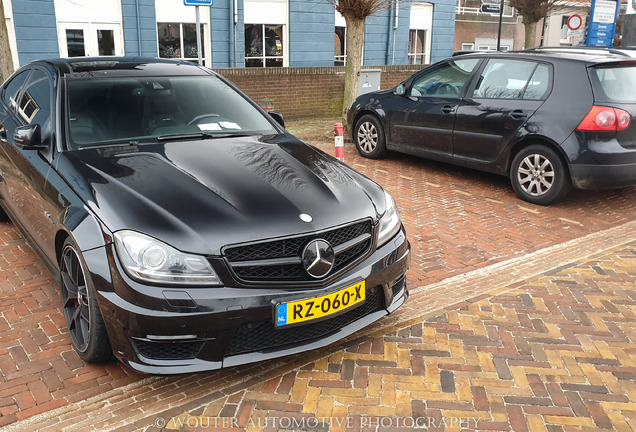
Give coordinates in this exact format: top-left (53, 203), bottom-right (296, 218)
top-left (387, 58), bottom-right (480, 156)
top-left (0, 67), bottom-right (59, 264)
top-left (453, 58), bottom-right (552, 162)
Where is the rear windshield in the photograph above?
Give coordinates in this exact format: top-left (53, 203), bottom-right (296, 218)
top-left (588, 64), bottom-right (636, 103)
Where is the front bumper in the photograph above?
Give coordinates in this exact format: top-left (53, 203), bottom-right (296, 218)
top-left (87, 228), bottom-right (410, 374)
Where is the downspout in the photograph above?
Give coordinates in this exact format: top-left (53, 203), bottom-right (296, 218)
top-left (234, 0), bottom-right (238, 67)
top-left (386, 1), bottom-right (394, 64)
top-left (392, 0), bottom-right (399, 65)
top-left (229, 0), bottom-right (234, 66)
top-left (135, 0), bottom-right (142, 55)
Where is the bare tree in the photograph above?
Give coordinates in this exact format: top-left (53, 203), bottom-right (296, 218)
top-left (0, 1), bottom-right (14, 83)
top-left (509, 0), bottom-right (568, 48)
top-left (327, 0), bottom-right (393, 120)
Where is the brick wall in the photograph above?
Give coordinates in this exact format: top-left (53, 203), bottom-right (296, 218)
top-left (213, 65), bottom-right (426, 120)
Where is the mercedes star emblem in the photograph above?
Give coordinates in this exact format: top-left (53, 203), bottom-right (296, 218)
top-left (301, 239), bottom-right (335, 279)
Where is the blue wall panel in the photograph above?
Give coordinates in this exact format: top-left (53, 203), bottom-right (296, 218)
top-left (211, 0), bottom-right (243, 67)
top-left (121, 0), bottom-right (158, 57)
top-left (289, 0), bottom-right (334, 67)
top-left (429, 0), bottom-right (456, 63)
top-left (11, 0), bottom-right (59, 65)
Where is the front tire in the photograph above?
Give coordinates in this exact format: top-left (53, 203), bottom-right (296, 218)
top-left (510, 145), bottom-right (571, 205)
top-left (354, 114), bottom-right (388, 159)
top-left (60, 238), bottom-right (112, 363)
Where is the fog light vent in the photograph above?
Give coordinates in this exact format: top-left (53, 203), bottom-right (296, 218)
top-left (132, 339), bottom-right (203, 360)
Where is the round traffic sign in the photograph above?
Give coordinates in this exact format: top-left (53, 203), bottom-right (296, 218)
top-left (567, 14), bottom-right (583, 31)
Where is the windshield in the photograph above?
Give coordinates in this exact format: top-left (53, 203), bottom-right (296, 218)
top-left (65, 75), bottom-right (277, 149)
top-left (589, 64), bottom-right (636, 103)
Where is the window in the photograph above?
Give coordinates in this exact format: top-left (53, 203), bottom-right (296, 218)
top-left (158, 23), bottom-right (204, 61)
top-left (472, 60), bottom-right (551, 100)
top-left (461, 43), bottom-right (474, 50)
top-left (408, 29), bottom-right (428, 65)
top-left (2, 69), bottom-right (31, 109)
top-left (409, 58), bottom-right (480, 97)
top-left (245, 24), bottom-right (284, 67)
top-left (335, 26), bottom-right (346, 66)
top-left (65, 29), bottom-right (86, 57)
top-left (64, 28), bottom-right (114, 57)
top-left (560, 16), bottom-right (570, 42)
top-left (589, 65), bottom-right (636, 103)
top-left (409, 3), bottom-right (433, 65)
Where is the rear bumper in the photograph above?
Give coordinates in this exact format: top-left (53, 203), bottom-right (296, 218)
top-left (570, 162), bottom-right (636, 190)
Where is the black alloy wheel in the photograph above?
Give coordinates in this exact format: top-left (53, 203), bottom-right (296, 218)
top-left (354, 114), bottom-right (388, 159)
top-left (60, 238), bottom-right (111, 362)
top-left (510, 144), bottom-right (571, 205)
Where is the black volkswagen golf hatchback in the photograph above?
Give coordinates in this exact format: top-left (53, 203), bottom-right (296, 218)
top-left (348, 51), bottom-right (636, 205)
top-left (0, 58), bottom-right (410, 374)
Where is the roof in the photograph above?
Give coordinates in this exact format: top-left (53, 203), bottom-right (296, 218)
top-left (453, 50), bottom-right (634, 65)
top-left (29, 57), bottom-right (210, 78)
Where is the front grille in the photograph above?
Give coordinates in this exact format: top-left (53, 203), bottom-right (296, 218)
top-left (132, 339), bottom-right (204, 360)
top-left (223, 219), bottom-right (373, 283)
top-left (226, 286), bottom-right (385, 356)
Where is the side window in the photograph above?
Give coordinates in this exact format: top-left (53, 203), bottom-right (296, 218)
top-left (2, 69), bottom-right (32, 110)
top-left (523, 64), bottom-right (551, 100)
top-left (17, 69), bottom-right (52, 126)
top-left (410, 58), bottom-right (480, 98)
top-left (473, 59), bottom-right (548, 100)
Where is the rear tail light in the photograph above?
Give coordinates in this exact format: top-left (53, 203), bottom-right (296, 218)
top-left (577, 106), bottom-right (631, 131)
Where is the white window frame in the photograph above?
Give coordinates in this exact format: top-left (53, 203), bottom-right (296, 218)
top-left (57, 22), bottom-right (124, 57)
top-left (244, 0), bottom-right (289, 67)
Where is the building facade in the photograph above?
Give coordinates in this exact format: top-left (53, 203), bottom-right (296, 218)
top-left (3, 0), bottom-right (457, 71)
top-left (454, 0), bottom-right (594, 52)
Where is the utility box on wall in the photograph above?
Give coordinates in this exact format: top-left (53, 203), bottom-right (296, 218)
top-left (359, 69), bottom-right (382, 95)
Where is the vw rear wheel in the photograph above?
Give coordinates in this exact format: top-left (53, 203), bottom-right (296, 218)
top-left (510, 145), bottom-right (570, 205)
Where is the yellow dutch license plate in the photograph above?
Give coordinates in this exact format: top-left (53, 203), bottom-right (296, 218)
top-left (275, 281), bottom-right (366, 327)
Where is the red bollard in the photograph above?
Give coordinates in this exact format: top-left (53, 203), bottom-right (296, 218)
top-left (334, 123), bottom-right (344, 162)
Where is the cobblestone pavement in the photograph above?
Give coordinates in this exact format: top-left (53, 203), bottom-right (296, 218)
top-left (1, 123), bottom-right (635, 431)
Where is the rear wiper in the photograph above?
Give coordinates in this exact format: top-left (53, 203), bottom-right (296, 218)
top-left (157, 132), bottom-right (253, 142)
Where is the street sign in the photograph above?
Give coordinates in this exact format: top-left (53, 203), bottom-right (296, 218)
top-left (183, 0), bottom-right (212, 5)
top-left (481, 4), bottom-right (500, 13)
top-left (567, 14), bottom-right (583, 31)
top-left (586, 0), bottom-right (619, 47)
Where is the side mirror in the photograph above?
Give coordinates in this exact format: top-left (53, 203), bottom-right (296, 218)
top-left (14, 124), bottom-right (46, 150)
top-left (396, 84), bottom-right (406, 96)
top-left (268, 111), bottom-right (285, 128)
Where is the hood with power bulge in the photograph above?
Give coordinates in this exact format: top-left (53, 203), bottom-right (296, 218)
top-left (57, 135), bottom-right (386, 255)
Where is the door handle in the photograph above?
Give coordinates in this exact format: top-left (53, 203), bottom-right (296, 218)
top-left (0, 127), bottom-right (6, 142)
top-left (441, 105), bottom-right (456, 114)
top-left (510, 110), bottom-right (527, 120)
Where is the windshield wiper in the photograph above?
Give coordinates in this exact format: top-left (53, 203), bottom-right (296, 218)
top-left (157, 132), bottom-right (253, 142)
top-left (78, 140), bottom-right (144, 150)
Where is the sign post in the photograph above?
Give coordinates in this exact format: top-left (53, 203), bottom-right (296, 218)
top-left (184, 0), bottom-right (213, 65)
top-left (585, 0), bottom-right (620, 47)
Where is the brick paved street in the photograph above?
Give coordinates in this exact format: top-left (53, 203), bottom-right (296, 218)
top-left (1, 119), bottom-right (635, 431)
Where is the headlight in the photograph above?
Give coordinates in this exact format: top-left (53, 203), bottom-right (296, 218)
top-left (377, 190), bottom-right (402, 247)
top-left (114, 230), bottom-right (221, 286)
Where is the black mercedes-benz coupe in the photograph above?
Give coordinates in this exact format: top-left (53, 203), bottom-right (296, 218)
top-left (348, 51), bottom-right (636, 205)
top-left (0, 58), bottom-right (410, 374)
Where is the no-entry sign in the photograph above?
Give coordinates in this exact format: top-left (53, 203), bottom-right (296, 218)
top-left (567, 14), bottom-right (583, 31)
